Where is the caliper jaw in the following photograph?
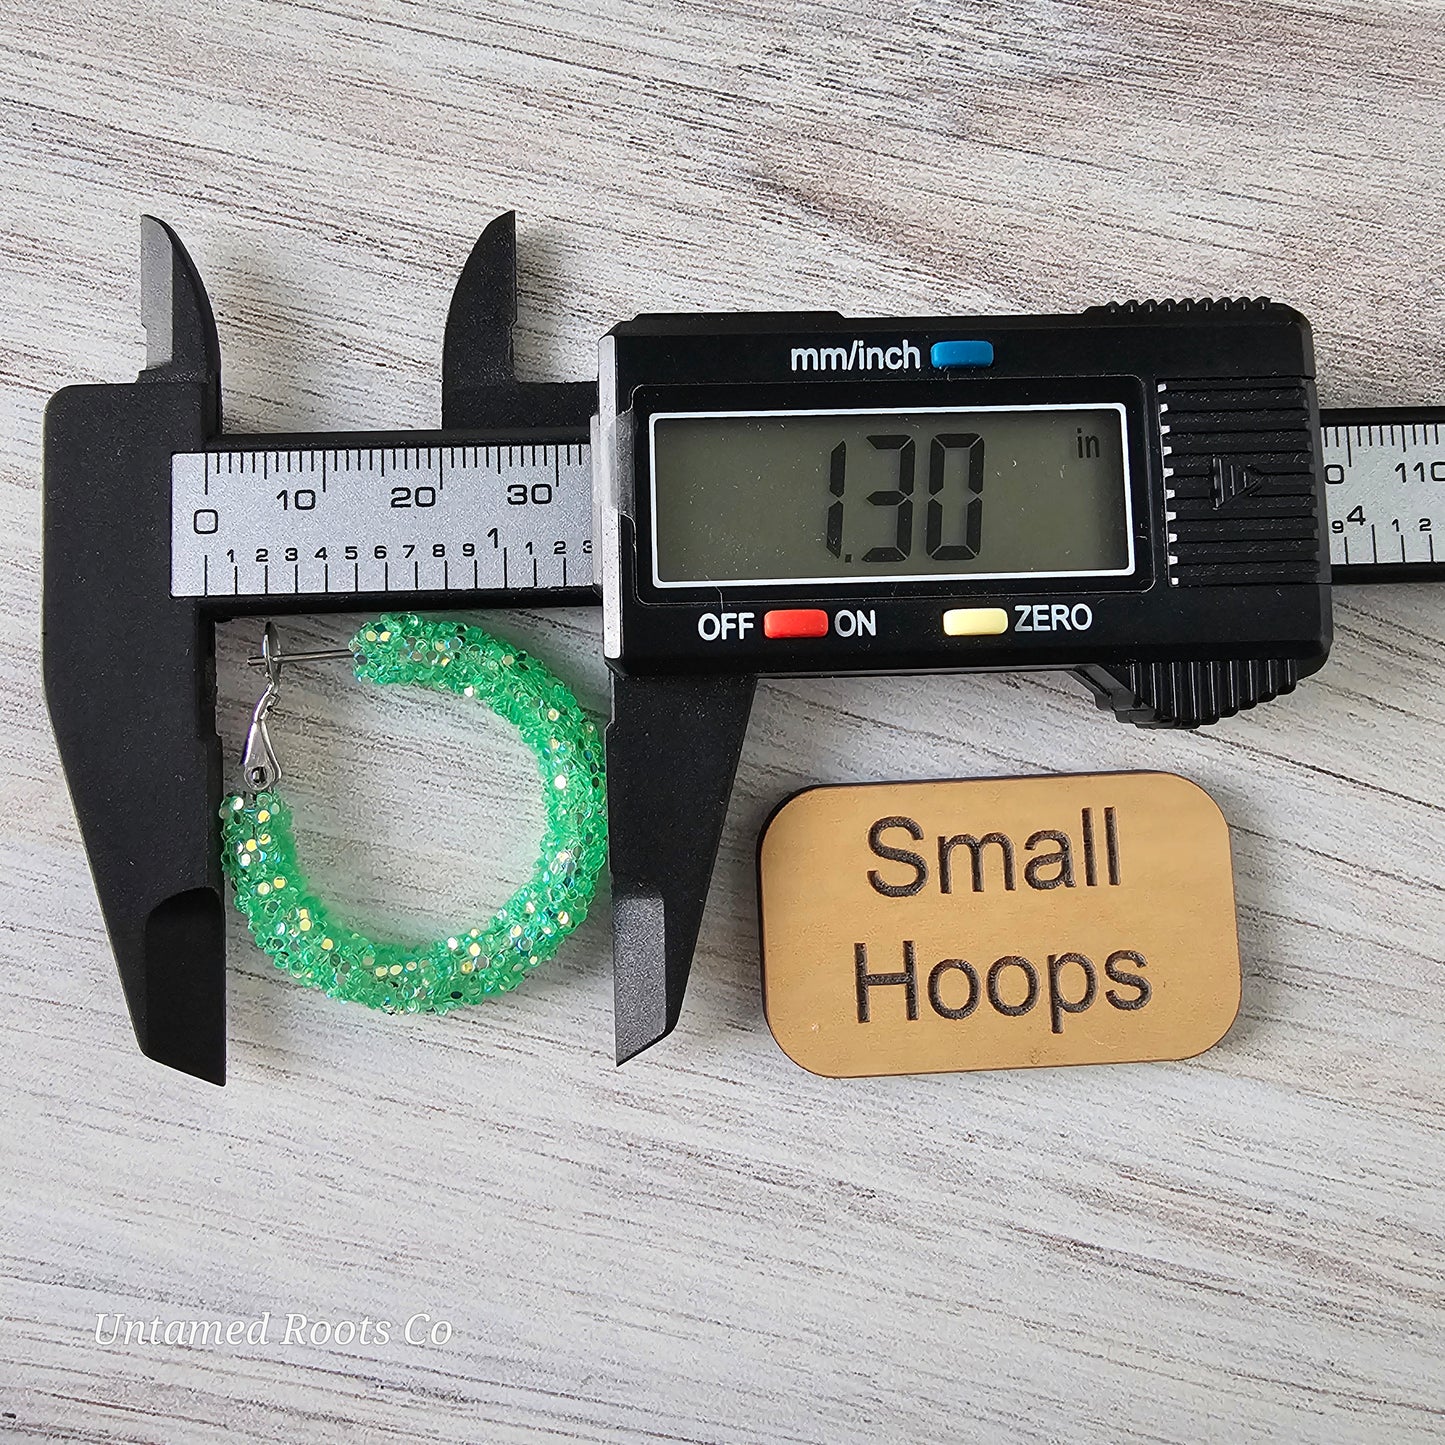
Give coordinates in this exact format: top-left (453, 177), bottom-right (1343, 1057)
top-left (442, 212), bottom-right (593, 432)
top-left (44, 219), bottom-right (226, 1083)
top-left (607, 673), bottom-right (756, 1062)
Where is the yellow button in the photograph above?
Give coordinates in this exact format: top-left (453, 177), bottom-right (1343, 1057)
top-left (943, 606), bottom-right (1010, 637)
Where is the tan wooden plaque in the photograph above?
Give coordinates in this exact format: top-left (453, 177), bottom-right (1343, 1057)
top-left (758, 772), bottom-right (1241, 1078)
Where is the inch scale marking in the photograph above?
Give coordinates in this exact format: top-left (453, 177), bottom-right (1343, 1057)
top-left (171, 441), bottom-right (594, 598)
top-left (1321, 413), bottom-right (1444, 581)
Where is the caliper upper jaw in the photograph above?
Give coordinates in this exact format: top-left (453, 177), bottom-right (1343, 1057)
top-left (442, 210), bottom-right (595, 431)
top-left (44, 218), bottom-right (227, 1084)
top-left (137, 216), bottom-right (223, 399)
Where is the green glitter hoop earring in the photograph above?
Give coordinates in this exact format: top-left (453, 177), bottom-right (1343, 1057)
top-left (220, 613), bottom-right (607, 1014)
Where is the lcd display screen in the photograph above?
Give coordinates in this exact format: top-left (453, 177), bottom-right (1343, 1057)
top-left (648, 403), bottom-right (1133, 586)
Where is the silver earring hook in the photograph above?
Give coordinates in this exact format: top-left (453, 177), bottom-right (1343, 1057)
top-left (239, 625), bottom-right (356, 793)
top-left (241, 622), bottom-right (284, 791)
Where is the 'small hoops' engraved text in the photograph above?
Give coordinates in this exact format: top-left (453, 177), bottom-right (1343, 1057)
top-left (790, 339), bottom-right (922, 373)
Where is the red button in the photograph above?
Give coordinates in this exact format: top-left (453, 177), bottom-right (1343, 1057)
top-left (763, 608), bottom-right (830, 639)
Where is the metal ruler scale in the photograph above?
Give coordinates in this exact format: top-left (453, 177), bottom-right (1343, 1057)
top-left (1321, 411), bottom-right (1445, 581)
top-left (171, 440), bottom-right (594, 599)
top-left (168, 416), bottom-right (1445, 604)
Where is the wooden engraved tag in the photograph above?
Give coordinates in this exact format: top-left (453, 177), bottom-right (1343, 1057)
top-left (758, 772), bottom-right (1241, 1078)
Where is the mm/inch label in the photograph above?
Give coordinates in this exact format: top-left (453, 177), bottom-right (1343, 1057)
top-left (171, 443), bottom-right (594, 599)
top-left (1322, 419), bottom-right (1442, 571)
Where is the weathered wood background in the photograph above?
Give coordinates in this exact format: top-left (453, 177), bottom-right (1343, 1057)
top-left (2, 1), bottom-right (1443, 1440)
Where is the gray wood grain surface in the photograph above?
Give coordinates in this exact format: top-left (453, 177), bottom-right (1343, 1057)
top-left (2, 1), bottom-right (1443, 1440)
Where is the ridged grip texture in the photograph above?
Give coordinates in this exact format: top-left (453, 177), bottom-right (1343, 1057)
top-left (1081, 657), bottom-right (1302, 728)
top-left (1159, 378), bottom-right (1323, 587)
top-left (1089, 297), bottom-right (1275, 314)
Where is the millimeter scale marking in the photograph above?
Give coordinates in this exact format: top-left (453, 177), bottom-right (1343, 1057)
top-left (170, 442), bottom-right (593, 598)
top-left (1321, 420), bottom-right (1442, 575)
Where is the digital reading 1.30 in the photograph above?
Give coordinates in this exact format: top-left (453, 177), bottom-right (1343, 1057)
top-left (649, 403), bottom-right (1134, 588)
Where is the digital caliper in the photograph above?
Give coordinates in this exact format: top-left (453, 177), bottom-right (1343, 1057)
top-left (43, 214), bottom-right (1443, 1082)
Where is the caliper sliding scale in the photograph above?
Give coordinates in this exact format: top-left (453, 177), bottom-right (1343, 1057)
top-left (43, 214), bottom-right (1444, 1084)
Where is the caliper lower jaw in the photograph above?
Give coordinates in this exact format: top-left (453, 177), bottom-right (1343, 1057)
top-left (606, 673), bottom-right (757, 1063)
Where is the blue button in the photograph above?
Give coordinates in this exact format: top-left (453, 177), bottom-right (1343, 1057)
top-left (931, 339), bottom-right (995, 368)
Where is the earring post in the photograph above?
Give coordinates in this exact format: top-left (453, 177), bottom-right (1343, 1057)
top-left (245, 647), bottom-right (353, 667)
